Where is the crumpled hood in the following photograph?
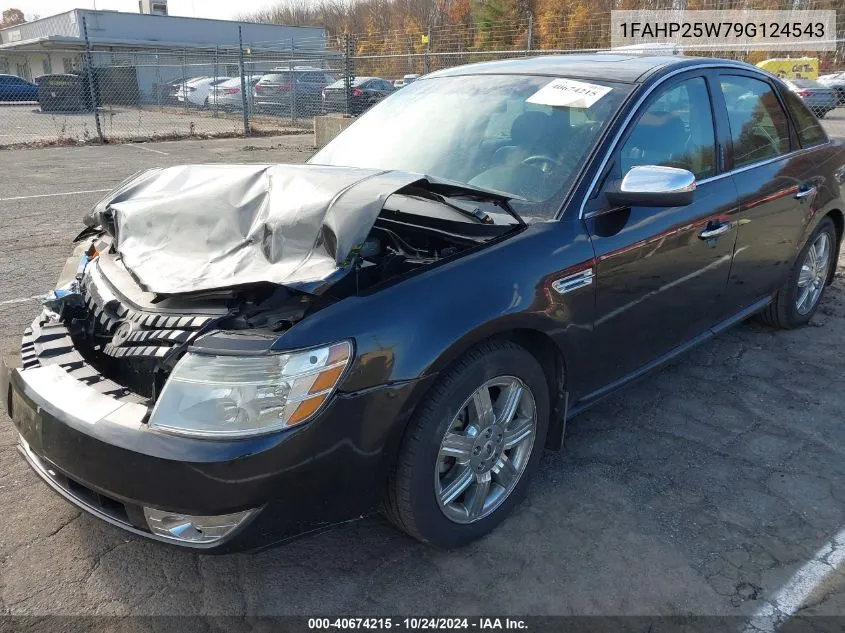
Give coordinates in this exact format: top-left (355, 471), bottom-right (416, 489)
top-left (85, 164), bottom-right (422, 295)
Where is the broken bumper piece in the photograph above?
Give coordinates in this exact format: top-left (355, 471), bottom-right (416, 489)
top-left (2, 310), bottom-right (428, 551)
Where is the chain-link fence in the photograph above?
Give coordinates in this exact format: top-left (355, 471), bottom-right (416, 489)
top-left (0, 5), bottom-right (843, 148)
top-left (0, 12), bottom-right (339, 148)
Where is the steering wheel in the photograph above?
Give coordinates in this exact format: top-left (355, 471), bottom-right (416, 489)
top-left (521, 154), bottom-right (562, 173)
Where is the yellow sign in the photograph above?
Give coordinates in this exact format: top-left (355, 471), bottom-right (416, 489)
top-left (421, 34), bottom-right (429, 44)
top-left (756, 57), bottom-right (819, 80)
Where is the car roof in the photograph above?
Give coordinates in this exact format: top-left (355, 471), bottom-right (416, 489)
top-left (426, 54), bottom-right (756, 84)
top-left (268, 66), bottom-right (326, 72)
top-left (327, 76), bottom-right (379, 86)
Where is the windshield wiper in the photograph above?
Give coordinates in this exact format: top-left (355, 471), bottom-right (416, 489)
top-left (414, 189), bottom-right (495, 224)
top-left (418, 176), bottom-right (526, 225)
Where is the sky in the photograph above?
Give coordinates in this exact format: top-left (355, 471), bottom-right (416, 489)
top-left (7, 0), bottom-right (279, 21)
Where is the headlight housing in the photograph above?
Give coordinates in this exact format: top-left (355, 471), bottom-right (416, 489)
top-left (149, 340), bottom-right (352, 438)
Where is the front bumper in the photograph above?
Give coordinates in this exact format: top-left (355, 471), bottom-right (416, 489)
top-left (2, 313), bottom-right (431, 552)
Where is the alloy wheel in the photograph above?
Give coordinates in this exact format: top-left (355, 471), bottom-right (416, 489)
top-left (434, 376), bottom-right (537, 524)
top-left (796, 232), bottom-right (832, 315)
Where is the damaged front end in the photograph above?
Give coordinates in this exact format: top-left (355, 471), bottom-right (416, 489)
top-left (21, 163), bottom-right (521, 415)
top-left (4, 162), bottom-right (522, 548)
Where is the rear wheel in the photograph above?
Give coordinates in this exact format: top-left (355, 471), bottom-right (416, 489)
top-left (759, 217), bottom-right (837, 328)
top-left (384, 340), bottom-right (549, 548)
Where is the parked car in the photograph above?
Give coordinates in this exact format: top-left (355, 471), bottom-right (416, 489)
top-left (403, 73), bottom-right (421, 85)
top-left (393, 78), bottom-right (405, 88)
top-left (4, 55), bottom-right (844, 552)
top-left (253, 67), bottom-right (337, 115)
top-left (783, 79), bottom-right (838, 118)
top-left (209, 76), bottom-right (259, 111)
top-left (0, 74), bottom-right (37, 101)
top-left (175, 76), bottom-right (230, 108)
top-left (151, 76), bottom-right (197, 106)
top-left (35, 73), bottom-right (93, 111)
top-left (322, 76), bottom-right (395, 114)
top-left (818, 71), bottom-right (845, 105)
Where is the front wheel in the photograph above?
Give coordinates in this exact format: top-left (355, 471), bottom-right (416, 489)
top-left (384, 340), bottom-right (549, 548)
top-left (759, 216), bottom-right (837, 328)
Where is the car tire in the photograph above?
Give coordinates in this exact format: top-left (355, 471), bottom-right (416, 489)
top-left (384, 339), bottom-right (550, 548)
top-left (758, 216), bottom-right (837, 329)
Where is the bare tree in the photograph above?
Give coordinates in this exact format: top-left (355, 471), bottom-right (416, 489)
top-left (1, 7), bottom-right (26, 27)
top-left (239, 0), bottom-right (352, 36)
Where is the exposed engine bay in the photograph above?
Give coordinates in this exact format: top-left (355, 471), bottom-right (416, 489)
top-left (38, 172), bottom-right (521, 403)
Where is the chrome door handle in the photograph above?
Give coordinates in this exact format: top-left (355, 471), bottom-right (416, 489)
top-left (699, 223), bottom-right (731, 239)
top-left (795, 186), bottom-right (817, 199)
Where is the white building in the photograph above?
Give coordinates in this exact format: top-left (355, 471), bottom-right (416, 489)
top-left (0, 8), bottom-right (329, 101)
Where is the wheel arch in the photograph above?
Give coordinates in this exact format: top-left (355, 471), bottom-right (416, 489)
top-left (496, 329), bottom-right (568, 450)
top-left (824, 208), bottom-right (843, 284)
top-left (419, 323), bottom-right (570, 452)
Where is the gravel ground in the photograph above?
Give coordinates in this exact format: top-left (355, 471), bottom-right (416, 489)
top-left (0, 133), bottom-right (844, 624)
top-left (0, 103), bottom-right (307, 148)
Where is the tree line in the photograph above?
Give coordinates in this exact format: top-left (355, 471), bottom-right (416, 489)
top-left (240, 0), bottom-right (843, 71)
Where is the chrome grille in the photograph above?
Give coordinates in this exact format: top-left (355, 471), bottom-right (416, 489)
top-left (81, 262), bottom-right (215, 360)
top-left (20, 317), bottom-right (146, 404)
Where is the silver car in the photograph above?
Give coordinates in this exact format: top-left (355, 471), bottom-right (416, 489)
top-left (818, 71), bottom-right (845, 105)
top-left (175, 76), bottom-right (230, 108)
top-left (783, 79), bottom-right (838, 118)
top-left (209, 76), bottom-right (258, 111)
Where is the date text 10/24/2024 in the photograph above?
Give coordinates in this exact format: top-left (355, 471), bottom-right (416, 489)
top-left (308, 618), bottom-right (529, 630)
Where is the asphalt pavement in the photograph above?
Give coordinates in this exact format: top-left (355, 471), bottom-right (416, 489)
top-left (0, 132), bottom-right (844, 625)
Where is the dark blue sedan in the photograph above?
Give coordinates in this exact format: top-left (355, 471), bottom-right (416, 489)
top-left (3, 55), bottom-right (844, 552)
top-left (0, 74), bottom-right (37, 101)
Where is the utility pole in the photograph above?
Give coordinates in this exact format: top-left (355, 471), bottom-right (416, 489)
top-left (82, 16), bottom-right (104, 143)
top-left (238, 26), bottom-right (250, 136)
top-left (343, 33), bottom-right (354, 116)
top-left (423, 25), bottom-right (431, 74)
top-left (526, 12), bottom-right (534, 54)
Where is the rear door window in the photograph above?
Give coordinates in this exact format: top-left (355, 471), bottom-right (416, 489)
top-left (719, 75), bottom-right (791, 168)
top-left (780, 87), bottom-right (828, 147)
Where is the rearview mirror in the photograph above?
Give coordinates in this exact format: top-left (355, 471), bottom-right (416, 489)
top-left (605, 165), bottom-right (696, 208)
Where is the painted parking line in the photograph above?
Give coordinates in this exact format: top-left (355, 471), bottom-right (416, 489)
top-left (745, 526), bottom-right (845, 632)
top-left (0, 294), bottom-right (43, 306)
top-left (127, 143), bottom-right (169, 155)
top-left (0, 188), bottom-right (112, 202)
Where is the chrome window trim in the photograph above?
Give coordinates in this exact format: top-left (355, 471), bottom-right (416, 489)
top-left (577, 61), bottom-right (829, 220)
top-left (696, 141), bottom-right (829, 186)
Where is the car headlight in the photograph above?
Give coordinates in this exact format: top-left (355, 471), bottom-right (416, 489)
top-left (149, 340), bottom-right (352, 438)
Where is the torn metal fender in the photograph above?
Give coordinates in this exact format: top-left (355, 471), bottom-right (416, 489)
top-left (85, 164), bottom-right (424, 296)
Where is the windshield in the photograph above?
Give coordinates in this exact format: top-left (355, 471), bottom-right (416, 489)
top-left (311, 74), bottom-right (632, 220)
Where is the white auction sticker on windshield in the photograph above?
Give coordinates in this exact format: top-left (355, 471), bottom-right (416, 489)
top-left (526, 78), bottom-right (612, 108)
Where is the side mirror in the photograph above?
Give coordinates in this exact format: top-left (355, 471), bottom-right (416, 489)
top-left (605, 165), bottom-right (696, 208)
